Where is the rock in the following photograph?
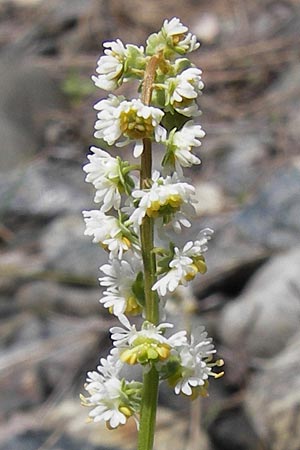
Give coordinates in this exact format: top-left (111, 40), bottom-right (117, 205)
top-left (16, 281), bottom-right (101, 316)
top-left (0, 115), bottom-right (37, 172)
top-left (0, 56), bottom-right (66, 171)
top-left (45, 398), bottom-right (191, 450)
top-left (0, 364), bottom-right (44, 416)
top-left (39, 315), bottom-right (104, 388)
top-left (218, 247), bottom-right (300, 358)
top-left (193, 164), bottom-right (300, 298)
top-left (0, 315), bottom-right (103, 403)
top-left (210, 130), bottom-right (270, 197)
top-left (193, 181), bottom-right (225, 215)
top-left (0, 159), bottom-right (93, 218)
top-left (235, 164), bottom-right (300, 249)
top-left (192, 13), bottom-right (220, 45)
top-left (39, 214), bottom-right (106, 281)
top-left (245, 330), bottom-right (300, 450)
top-left (208, 407), bottom-right (260, 450)
top-left (0, 250), bottom-right (45, 294)
top-left (1, 429), bottom-right (110, 450)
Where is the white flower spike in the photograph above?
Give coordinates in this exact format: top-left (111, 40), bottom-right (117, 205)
top-left (81, 17), bottom-right (223, 436)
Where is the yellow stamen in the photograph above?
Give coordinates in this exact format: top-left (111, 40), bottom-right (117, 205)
top-left (119, 406), bottom-right (133, 417)
top-left (184, 264), bottom-right (198, 281)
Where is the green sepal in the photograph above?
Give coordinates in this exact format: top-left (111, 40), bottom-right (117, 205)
top-left (132, 271), bottom-right (145, 307)
top-left (159, 355), bottom-right (181, 380)
top-left (145, 32), bottom-right (166, 56)
top-left (124, 45), bottom-right (147, 79)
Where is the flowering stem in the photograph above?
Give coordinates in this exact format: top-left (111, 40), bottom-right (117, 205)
top-left (138, 55), bottom-right (160, 450)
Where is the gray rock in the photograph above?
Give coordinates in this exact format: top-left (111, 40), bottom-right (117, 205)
top-left (193, 164), bottom-right (300, 297)
top-left (235, 165), bottom-right (300, 249)
top-left (218, 247), bottom-right (300, 357)
top-left (39, 214), bottom-right (106, 280)
top-left (0, 56), bottom-right (66, 171)
top-left (16, 280), bottom-right (101, 316)
top-left (214, 132), bottom-right (269, 197)
top-left (245, 330), bottom-right (300, 450)
top-left (1, 430), bottom-right (111, 450)
top-left (0, 159), bottom-right (93, 218)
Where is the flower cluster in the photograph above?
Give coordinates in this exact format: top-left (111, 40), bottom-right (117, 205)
top-left (81, 17), bottom-right (223, 430)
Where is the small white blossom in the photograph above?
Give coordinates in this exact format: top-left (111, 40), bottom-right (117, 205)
top-left (162, 17), bottom-right (188, 36)
top-left (99, 255), bottom-right (143, 317)
top-left (83, 210), bottom-right (138, 259)
top-left (129, 171), bottom-right (195, 231)
top-left (94, 95), bottom-right (124, 145)
top-left (164, 121), bottom-right (205, 169)
top-left (81, 352), bottom-right (140, 428)
top-left (112, 316), bottom-right (187, 366)
top-left (172, 329), bottom-right (217, 396)
top-left (162, 18), bottom-right (200, 54)
top-left (111, 315), bottom-right (174, 347)
top-left (166, 68), bottom-right (203, 117)
top-left (152, 229), bottom-right (213, 296)
top-left (110, 315), bottom-right (187, 355)
top-left (83, 147), bottom-right (125, 212)
top-left (94, 96), bottom-right (166, 155)
top-left (92, 39), bottom-right (127, 91)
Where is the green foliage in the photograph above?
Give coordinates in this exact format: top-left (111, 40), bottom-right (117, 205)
top-left (62, 71), bottom-right (95, 104)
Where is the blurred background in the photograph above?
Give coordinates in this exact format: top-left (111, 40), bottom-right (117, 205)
top-left (0, 0), bottom-right (300, 449)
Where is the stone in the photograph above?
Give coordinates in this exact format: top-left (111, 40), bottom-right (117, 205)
top-left (210, 130), bottom-right (269, 197)
top-left (192, 13), bottom-right (220, 45)
top-left (235, 164), bottom-right (300, 249)
top-left (0, 56), bottom-right (66, 171)
top-left (0, 250), bottom-right (45, 294)
top-left (16, 280), bottom-right (101, 316)
top-left (39, 213), bottom-right (106, 281)
top-left (208, 407), bottom-right (259, 450)
top-left (0, 159), bottom-right (93, 218)
top-left (245, 330), bottom-right (300, 450)
top-left (193, 181), bottom-right (225, 215)
top-left (1, 429), bottom-right (110, 450)
top-left (218, 247), bottom-right (300, 358)
top-left (192, 163), bottom-right (300, 298)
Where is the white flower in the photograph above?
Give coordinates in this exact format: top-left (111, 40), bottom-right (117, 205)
top-left (162, 18), bottom-right (200, 54)
top-left (129, 171), bottom-right (195, 231)
top-left (162, 17), bottom-right (188, 36)
top-left (94, 95), bottom-right (124, 145)
top-left (110, 315), bottom-right (187, 366)
top-left (94, 96), bottom-right (166, 155)
top-left (172, 329), bottom-right (217, 396)
top-left (110, 315), bottom-right (173, 347)
top-left (92, 40), bottom-right (145, 91)
top-left (81, 352), bottom-right (140, 428)
top-left (92, 39), bottom-right (127, 91)
top-left (99, 255), bottom-right (143, 317)
top-left (166, 68), bottom-right (203, 117)
top-left (83, 210), bottom-right (138, 259)
top-left (164, 121), bottom-right (205, 169)
top-left (83, 147), bottom-right (125, 212)
top-left (152, 229), bottom-right (213, 296)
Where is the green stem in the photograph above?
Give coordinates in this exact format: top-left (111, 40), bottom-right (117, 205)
top-left (137, 55), bottom-right (160, 450)
top-left (138, 367), bottom-right (159, 450)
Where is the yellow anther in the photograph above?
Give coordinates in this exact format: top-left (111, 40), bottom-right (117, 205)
top-left (120, 349), bottom-right (138, 365)
top-left (193, 257), bottom-right (207, 274)
top-left (172, 33), bottom-right (185, 45)
top-left (119, 406), bottom-right (133, 417)
top-left (121, 236), bottom-right (131, 248)
top-left (157, 344), bottom-right (171, 360)
top-left (167, 194), bottom-right (182, 208)
top-left (119, 110), bottom-right (154, 140)
top-left (125, 296), bottom-right (142, 315)
top-left (184, 264), bottom-right (198, 281)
